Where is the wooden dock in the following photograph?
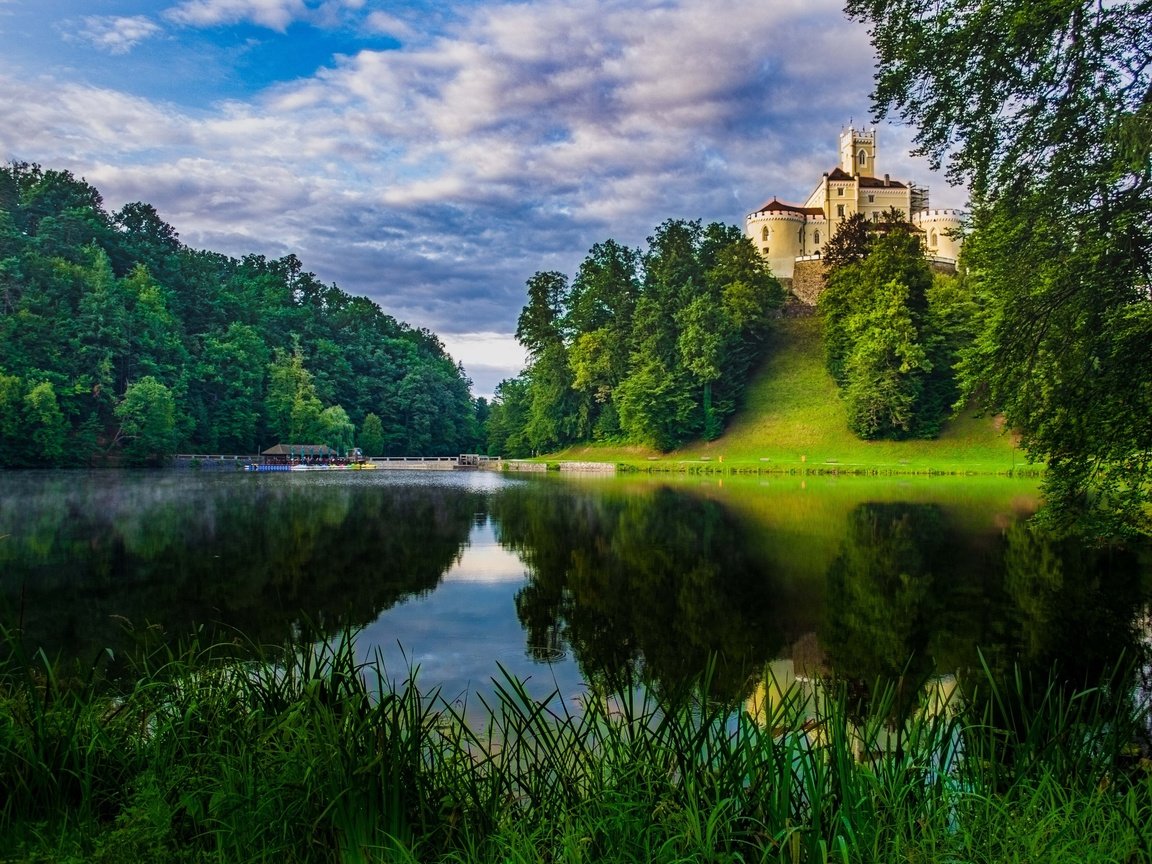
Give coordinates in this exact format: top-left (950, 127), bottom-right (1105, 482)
top-left (173, 454), bottom-right (505, 471)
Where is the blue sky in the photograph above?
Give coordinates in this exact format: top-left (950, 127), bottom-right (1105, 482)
top-left (0, 0), bottom-right (966, 396)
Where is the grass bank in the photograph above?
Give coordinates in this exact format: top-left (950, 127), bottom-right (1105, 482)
top-left (3, 627), bottom-right (1150, 863)
top-left (548, 316), bottom-right (1030, 475)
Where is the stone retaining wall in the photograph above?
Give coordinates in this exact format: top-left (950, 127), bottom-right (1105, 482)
top-left (558, 462), bottom-right (617, 474)
top-left (503, 461), bottom-right (547, 473)
top-left (790, 259), bottom-right (827, 305)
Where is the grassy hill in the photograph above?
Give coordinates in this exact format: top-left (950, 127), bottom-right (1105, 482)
top-left (549, 315), bottom-right (1031, 475)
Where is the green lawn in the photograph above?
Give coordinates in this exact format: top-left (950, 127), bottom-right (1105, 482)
top-left (550, 315), bottom-right (1032, 475)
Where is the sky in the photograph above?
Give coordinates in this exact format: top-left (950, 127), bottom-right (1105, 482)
top-left (0, 0), bottom-right (967, 397)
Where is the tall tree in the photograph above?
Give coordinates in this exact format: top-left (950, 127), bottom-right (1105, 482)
top-left (516, 272), bottom-right (579, 451)
top-left (22, 380), bottom-right (67, 466)
top-left (847, 0), bottom-right (1152, 531)
top-left (820, 217), bottom-right (949, 439)
top-left (113, 376), bottom-right (178, 465)
top-left (266, 345), bottom-right (324, 444)
top-left (359, 412), bottom-right (385, 457)
top-left (565, 241), bottom-right (639, 438)
top-left (194, 323), bottom-right (268, 453)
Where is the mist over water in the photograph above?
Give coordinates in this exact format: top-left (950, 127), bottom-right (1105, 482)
top-left (1, 470), bottom-right (1148, 706)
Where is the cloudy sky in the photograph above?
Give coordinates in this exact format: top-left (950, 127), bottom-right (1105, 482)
top-left (0, 0), bottom-right (966, 396)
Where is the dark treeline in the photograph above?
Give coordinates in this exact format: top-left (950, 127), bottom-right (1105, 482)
top-left (487, 220), bottom-right (785, 455)
top-left (0, 472), bottom-right (481, 661)
top-left (0, 163), bottom-right (481, 465)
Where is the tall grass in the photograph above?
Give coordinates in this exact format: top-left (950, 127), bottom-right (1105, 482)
top-left (2, 625), bottom-right (1149, 863)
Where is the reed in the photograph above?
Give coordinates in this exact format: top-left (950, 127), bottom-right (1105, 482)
top-left (2, 625), bottom-right (1149, 863)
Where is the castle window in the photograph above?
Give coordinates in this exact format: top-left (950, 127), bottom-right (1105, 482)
top-left (929, 229), bottom-right (938, 248)
top-left (858, 150), bottom-right (866, 166)
top-left (814, 230), bottom-right (821, 245)
top-left (837, 204), bottom-right (845, 217)
top-left (763, 246), bottom-right (769, 255)
top-left (867, 194), bottom-right (875, 203)
top-left (761, 226), bottom-right (769, 241)
top-left (837, 187), bottom-right (844, 196)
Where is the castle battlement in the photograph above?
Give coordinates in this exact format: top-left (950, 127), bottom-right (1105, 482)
top-left (914, 208), bottom-right (965, 218)
top-left (746, 127), bottom-right (965, 281)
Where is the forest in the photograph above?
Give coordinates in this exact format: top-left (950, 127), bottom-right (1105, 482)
top-left (486, 220), bottom-right (786, 456)
top-left (488, 212), bottom-right (973, 457)
top-left (0, 162), bottom-right (482, 466)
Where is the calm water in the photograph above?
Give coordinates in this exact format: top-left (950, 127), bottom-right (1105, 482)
top-left (1, 469), bottom-right (1149, 707)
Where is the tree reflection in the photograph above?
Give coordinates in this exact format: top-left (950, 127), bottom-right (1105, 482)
top-left (494, 482), bottom-right (785, 699)
top-left (0, 473), bottom-right (480, 659)
top-left (820, 501), bottom-right (1149, 717)
top-left (994, 522), bottom-right (1148, 684)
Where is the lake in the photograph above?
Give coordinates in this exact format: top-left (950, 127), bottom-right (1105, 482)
top-left (1, 469), bottom-right (1149, 710)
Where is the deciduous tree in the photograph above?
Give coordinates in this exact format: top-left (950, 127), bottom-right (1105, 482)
top-left (114, 376), bottom-right (178, 464)
top-left (847, 0), bottom-right (1152, 531)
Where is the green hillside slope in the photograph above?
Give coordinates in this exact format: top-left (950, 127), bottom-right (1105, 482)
top-left (550, 315), bottom-right (1030, 474)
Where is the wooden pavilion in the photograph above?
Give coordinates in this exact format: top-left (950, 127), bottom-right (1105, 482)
top-left (260, 443), bottom-right (336, 465)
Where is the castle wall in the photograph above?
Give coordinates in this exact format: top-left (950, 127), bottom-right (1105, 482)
top-left (804, 217), bottom-right (828, 257)
top-left (859, 185), bottom-right (912, 221)
top-left (791, 259), bottom-right (825, 305)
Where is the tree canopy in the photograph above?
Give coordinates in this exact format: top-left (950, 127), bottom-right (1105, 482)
top-left (818, 213), bottom-right (965, 440)
top-left (0, 162), bottom-right (482, 465)
top-left (847, 0), bottom-right (1152, 532)
top-left (488, 220), bottom-right (784, 455)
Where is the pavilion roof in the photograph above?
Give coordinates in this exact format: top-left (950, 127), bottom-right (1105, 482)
top-left (261, 443), bottom-right (334, 456)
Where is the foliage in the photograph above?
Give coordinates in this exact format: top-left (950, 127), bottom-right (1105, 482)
top-left (845, 0), bottom-right (1152, 531)
top-left (842, 278), bottom-right (930, 438)
top-left (0, 162), bottom-right (481, 464)
top-left (492, 219), bottom-right (783, 454)
top-left (820, 211), bottom-right (871, 272)
top-left (2, 623), bottom-right (1150, 864)
top-left (113, 377), bottom-right (179, 464)
top-left (358, 412), bottom-right (385, 457)
top-left (819, 219), bottom-right (959, 439)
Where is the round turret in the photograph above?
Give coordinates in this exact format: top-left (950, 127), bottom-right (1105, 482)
top-left (912, 208), bottom-right (965, 264)
top-left (747, 204), bottom-right (806, 279)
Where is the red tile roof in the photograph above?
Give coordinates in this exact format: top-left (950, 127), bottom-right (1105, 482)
top-left (753, 197), bottom-right (823, 216)
top-left (824, 167), bottom-right (907, 188)
top-left (858, 175), bottom-right (907, 188)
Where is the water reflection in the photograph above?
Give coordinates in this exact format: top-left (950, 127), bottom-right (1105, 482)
top-left (494, 482), bottom-right (788, 698)
top-left (817, 503), bottom-right (1149, 701)
top-left (0, 471), bottom-right (486, 659)
top-left (496, 480), bottom-right (1150, 712)
top-left (0, 471), bottom-right (1148, 714)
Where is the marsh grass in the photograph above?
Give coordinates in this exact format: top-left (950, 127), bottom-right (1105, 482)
top-left (2, 625), bottom-right (1150, 863)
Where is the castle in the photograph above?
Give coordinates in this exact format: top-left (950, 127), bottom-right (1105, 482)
top-left (745, 127), bottom-right (963, 285)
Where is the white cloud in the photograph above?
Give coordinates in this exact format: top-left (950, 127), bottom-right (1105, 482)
top-left (164, 0), bottom-right (310, 31)
top-left (363, 10), bottom-right (415, 40)
top-left (67, 15), bottom-right (163, 54)
top-left (0, 0), bottom-right (969, 391)
top-left (163, 0), bottom-right (371, 31)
